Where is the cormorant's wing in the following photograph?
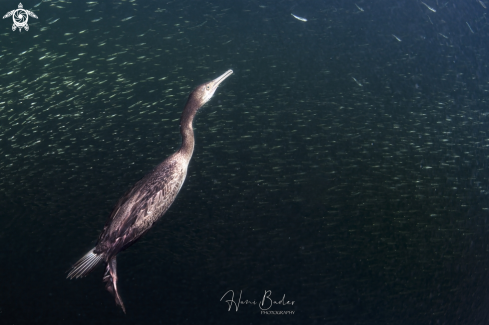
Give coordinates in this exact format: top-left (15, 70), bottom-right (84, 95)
top-left (97, 159), bottom-right (183, 252)
top-left (120, 164), bottom-right (181, 237)
top-left (3, 10), bottom-right (15, 19)
top-left (25, 10), bottom-right (38, 19)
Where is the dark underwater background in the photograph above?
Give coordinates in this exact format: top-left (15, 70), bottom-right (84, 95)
top-left (1, 0), bottom-right (489, 324)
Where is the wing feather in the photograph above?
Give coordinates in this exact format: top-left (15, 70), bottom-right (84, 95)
top-left (97, 158), bottom-right (184, 252)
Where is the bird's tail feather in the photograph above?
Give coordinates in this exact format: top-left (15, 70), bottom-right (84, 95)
top-left (67, 248), bottom-right (103, 279)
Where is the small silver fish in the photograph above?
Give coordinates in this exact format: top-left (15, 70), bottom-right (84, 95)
top-left (392, 34), bottom-right (402, 42)
top-left (352, 77), bottom-right (363, 87)
top-left (421, 1), bottom-right (436, 12)
top-left (355, 3), bottom-right (364, 12)
top-left (291, 13), bottom-right (307, 22)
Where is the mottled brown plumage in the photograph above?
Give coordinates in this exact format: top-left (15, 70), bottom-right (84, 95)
top-left (67, 69), bottom-right (233, 313)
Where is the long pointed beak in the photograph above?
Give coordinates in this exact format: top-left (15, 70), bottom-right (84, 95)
top-left (210, 69), bottom-right (233, 90)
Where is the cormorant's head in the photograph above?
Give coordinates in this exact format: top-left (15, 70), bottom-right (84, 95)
top-left (189, 69), bottom-right (233, 108)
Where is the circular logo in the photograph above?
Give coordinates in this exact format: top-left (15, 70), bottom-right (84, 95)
top-left (3, 3), bottom-right (38, 32)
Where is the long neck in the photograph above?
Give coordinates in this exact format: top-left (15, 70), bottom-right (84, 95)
top-left (177, 100), bottom-right (200, 161)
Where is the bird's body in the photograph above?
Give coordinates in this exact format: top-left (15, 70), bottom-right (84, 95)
top-left (67, 69), bottom-right (233, 313)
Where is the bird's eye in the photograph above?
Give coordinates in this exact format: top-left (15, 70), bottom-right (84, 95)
top-left (206, 86), bottom-right (210, 90)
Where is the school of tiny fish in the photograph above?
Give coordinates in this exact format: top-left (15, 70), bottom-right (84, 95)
top-left (1, 0), bottom-right (489, 322)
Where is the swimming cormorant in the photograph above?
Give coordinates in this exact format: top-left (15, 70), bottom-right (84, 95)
top-left (67, 69), bottom-right (233, 313)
